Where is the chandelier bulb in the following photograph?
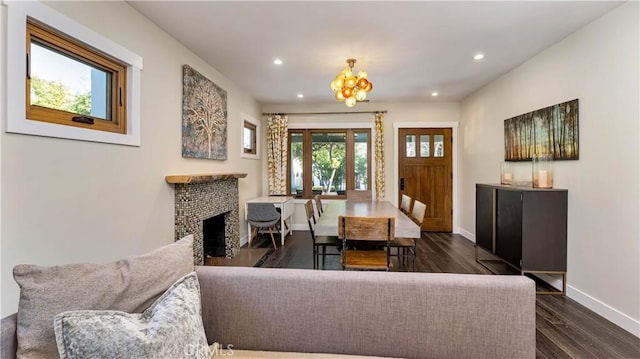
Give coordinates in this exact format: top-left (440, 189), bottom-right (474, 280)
top-left (345, 96), bottom-right (357, 107)
top-left (345, 76), bottom-right (357, 89)
top-left (341, 87), bottom-right (353, 99)
top-left (357, 78), bottom-right (369, 89)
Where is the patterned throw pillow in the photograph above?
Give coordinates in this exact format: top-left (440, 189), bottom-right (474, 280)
top-left (13, 235), bottom-right (195, 358)
top-left (54, 272), bottom-right (210, 359)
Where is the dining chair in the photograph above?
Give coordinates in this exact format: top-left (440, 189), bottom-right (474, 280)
top-left (314, 194), bottom-right (324, 217)
top-left (304, 200), bottom-right (340, 269)
top-left (346, 190), bottom-right (372, 201)
top-left (338, 215), bottom-right (395, 271)
top-left (400, 194), bottom-right (413, 215)
top-left (246, 203), bottom-right (280, 250)
top-left (389, 199), bottom-right (426, 271)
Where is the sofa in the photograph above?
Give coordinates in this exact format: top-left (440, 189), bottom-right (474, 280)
top-left (1, 237), bottom-right (536, 359)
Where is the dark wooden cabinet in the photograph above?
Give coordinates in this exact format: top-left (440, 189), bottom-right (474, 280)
top-left (475, 183), bottom-right (568, 294)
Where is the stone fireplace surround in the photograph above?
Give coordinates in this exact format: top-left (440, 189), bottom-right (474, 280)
top-left (166, 173), bottom-right (247, 265)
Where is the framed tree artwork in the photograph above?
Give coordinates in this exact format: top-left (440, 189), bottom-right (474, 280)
top-left (504, 99), bottom-right (579, 161)
top-left (182, 65), bottom-right (227, 160)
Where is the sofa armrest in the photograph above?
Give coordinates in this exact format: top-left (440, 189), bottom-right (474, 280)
top-left (1, 313), bottom-right (18, 359)
top-left (195, 266), bottom-right (535, 359)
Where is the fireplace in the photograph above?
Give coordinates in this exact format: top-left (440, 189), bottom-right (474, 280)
top-left (166, 173), bottom-right (247, 264)
top-left (203, 212), bottom-right (229, 257)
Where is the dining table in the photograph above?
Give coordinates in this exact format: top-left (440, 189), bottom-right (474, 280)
top-left (315, 200), bottom-right (421, 239)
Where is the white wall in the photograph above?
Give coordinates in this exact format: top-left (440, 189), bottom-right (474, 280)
top-left (0, 1), bottom-right (263, 316)
top-left (459, 2), bottom-right (639, 335)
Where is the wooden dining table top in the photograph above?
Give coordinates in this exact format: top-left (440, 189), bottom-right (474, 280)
top-left (315, 200), bottom-right (422, 238)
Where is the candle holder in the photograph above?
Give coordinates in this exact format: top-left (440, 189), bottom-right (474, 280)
top-left (532, 153), bottom-right (553, 188)
top-left (500, 161), bottom-right (513, 185)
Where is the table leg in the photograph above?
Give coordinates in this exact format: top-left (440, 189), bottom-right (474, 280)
top-left (247, 223), bottom-right (251, 248)
top-left (281, 216), bottom-right (285, 245)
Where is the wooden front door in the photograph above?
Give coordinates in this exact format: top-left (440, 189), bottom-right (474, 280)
top-left (398, 128), bottom-right (452, 232)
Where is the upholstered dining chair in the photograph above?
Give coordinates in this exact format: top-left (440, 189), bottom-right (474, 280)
top-left (304, 200), bottom-right (340, 269)
top-left (247, 203), bottom-right (280, 250)
top-left (389, 200), bottom-right (427, 271)
top-left (400, 194), bottom-right (413, 215)
top-left (346, 190), bottom-right (372, 201)
top-left (338, 215), bottom-right (395, 271)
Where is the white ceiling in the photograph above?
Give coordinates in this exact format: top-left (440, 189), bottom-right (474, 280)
top-left (128, 1), bottom-right (621, 106)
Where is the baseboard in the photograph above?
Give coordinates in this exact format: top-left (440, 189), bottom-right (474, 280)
top-left (458, 228), bottom-right (475, 242)
top-left (292, 223), bottom-right (307, 231)
top-left (566, 285), bottom-right (640, 337)
top-left (457, 227), bottom-right (639, 337)
top-left (239, 234), bottom-right (248, 247)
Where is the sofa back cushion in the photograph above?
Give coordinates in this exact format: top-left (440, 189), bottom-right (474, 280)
top-left (13, 235), bottom-right (194, 359)
top-left (196, 266), bottom-right (536, 358)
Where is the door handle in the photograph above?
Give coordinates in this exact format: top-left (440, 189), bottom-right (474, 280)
top-left (400, 178), bottom-right (405, 191)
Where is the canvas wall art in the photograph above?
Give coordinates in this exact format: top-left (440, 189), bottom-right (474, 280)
top-left (504, 99), bottom-right (579, 161)
top-left (182, 65), bottom-right (227, 160)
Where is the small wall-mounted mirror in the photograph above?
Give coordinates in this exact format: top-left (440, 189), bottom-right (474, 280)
top-left (241, 113), bottom-right (259, 159)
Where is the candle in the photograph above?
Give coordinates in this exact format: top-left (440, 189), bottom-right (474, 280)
top-left (537, 170), bottom-right (548, 188)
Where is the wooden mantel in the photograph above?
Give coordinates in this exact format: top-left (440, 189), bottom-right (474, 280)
top-left (165, 173), bottom-right (247, 184)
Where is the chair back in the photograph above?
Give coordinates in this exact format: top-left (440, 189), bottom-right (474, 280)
top-left (304, 199), bottom-right (316, 225)
top-left (411, 200), bottom-right (427, 226)
top-left (400, 194), bottom-right (412, 214)
top-left (346, 190), bottom-right (372, 201)
top-left (304, 200), bottom-right (317, 241)
top-left (247, 203), bottom-right (280, 223)
top-left (338, 216), bottom-right (394, 271)
top-left (338, 216), bottom-right (395, 242)
top-left (314, 194), bottom-right (323, 216)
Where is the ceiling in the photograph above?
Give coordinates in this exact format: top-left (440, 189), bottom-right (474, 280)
top-left (128, 1), bottom-right (621, 106)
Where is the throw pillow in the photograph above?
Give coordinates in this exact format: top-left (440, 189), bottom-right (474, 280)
top-left (13, 234), bottom-right (195, 359)
top-left (54, 272), bottom-right (210, 359)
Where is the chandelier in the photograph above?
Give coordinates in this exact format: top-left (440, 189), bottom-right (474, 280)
top-left (330, 58), bottom-right (373, 107)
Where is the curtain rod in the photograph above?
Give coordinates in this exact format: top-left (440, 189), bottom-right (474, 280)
top-left (262, 110), bottom-right (387, 116)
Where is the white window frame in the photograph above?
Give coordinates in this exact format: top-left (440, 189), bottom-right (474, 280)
top-left (240, 113), bottom-right (260, 160)
top-left (5, 1), bottom-right (143, 146)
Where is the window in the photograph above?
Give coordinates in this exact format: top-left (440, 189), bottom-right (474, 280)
top-left (6, 1), bottom-right (142, 146)
top-left (26, 19), bottom-right (127, 134)
top-left (243, 122), bottom-right (256, 154)
top-left (241, 113), bottom-right (259, 159)
top-left (288, 129), bottom-right (371, 198)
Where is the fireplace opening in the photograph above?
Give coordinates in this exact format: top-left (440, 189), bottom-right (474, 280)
top-left (203, 212), bottom-right (228, 257)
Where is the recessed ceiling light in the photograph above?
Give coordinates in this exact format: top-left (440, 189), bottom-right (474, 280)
top-left (297, 93), bottom-right (304, 98)
top-left (473, 53), bottom-right (484, 61)
top-left (274, 59), bottom-right (283, 65)
top-left (431, 92), bottom-right (439, 97)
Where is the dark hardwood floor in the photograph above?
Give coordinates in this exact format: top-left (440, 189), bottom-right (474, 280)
top-left (223, 231), bottom-right (640, 358)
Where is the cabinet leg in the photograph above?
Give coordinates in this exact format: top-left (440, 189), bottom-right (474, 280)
top-left (523, 271), bottom-right (567, 296)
